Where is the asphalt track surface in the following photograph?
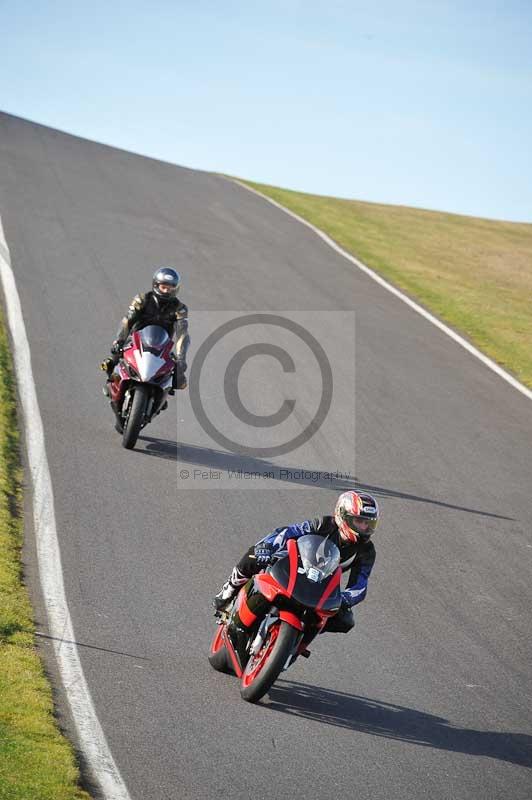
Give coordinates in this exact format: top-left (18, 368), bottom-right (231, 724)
top-left (1, 112), bottom-right (531, 800)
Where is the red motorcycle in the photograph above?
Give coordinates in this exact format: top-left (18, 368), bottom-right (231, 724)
top-left (209, 534), bottom-right (342, 703)
top-left (106, 325), bottom-right (175, 449)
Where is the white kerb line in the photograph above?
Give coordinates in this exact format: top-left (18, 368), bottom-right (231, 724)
top-left (0, 216), bottom-right (131, 800)
top-left (231, 179), bottom-right (532, 403)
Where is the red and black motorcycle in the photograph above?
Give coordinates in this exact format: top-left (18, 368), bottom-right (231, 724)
top-left (209, 534), bottom-right (342, 703)
top-left (105, 325), bottom-right (175, 449)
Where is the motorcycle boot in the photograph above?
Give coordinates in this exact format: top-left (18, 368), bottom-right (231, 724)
top-left (100, 357), bottom-right (115, 376)
top-left (101, 358), bottom-right (115, 397)
top-left (213, 567), bottom-right (247, 611)
top-left (169, 362), bottom-right (187, 395)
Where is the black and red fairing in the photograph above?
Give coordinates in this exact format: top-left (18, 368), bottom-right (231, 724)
top-left (211, 536), bottom-right (343, 681)
top-left (255, 537), bottom-right (342, 627)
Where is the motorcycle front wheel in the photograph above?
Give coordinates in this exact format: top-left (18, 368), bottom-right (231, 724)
top-left (240, 621), bottom-right (299, 704)
top-left (122, 384), bottom-right (149, 450)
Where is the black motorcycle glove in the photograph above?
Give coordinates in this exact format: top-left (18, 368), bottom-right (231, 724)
top-left (254, 542), bottom-right (274, 566)
top-left (110, 340), bottom-right (123, 355)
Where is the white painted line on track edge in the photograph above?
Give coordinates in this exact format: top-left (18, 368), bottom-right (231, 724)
top-left (231, 179), bottom-right (532, 402)
top-left (0, 216), bottom-right (132, 800)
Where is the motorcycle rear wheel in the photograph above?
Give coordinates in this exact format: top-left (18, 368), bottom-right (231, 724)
top-left (208, 626), bottom-right (232, 674)
top-left (240, 621), bottom-right (299, 704)
top-left (122, 384), bottom-right (149, 450)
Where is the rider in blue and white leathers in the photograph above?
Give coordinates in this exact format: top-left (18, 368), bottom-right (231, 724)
top-left (213, 491), bottom-right (379, 634)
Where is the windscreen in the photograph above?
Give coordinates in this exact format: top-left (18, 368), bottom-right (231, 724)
top-left (297, 535), bottom-right (340, 582)
top-left (140, 325), bottom-right (170, 350)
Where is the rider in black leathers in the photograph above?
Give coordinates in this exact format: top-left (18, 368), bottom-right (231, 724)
top-left (102, 267), bottom-right (189, 393)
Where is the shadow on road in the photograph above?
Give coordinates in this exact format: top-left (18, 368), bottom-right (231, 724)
top-left (35, 631), bottom-right (150, 660)
top-left (266, 680), bottom-right (532, 768)
top-left (137, 436), bottom-right (513, 521)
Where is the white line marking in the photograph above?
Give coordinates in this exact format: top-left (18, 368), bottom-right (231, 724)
top-left (0, 217), bottom-right (131, 800)
top-left (232, 180), bottom-right (532, 402)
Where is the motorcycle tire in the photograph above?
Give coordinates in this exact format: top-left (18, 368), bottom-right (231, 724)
top-left (122, 384), bottom-right (149, 450)
top-left (208, 626), bottom-right (232, 674)
top-left (240, 621), bottom-right (299, 704)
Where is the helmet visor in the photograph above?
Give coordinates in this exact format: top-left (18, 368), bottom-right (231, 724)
top-left (155, 282), bottom-right (178, 297)
top-left (340, 511), bottom-right (377, 539)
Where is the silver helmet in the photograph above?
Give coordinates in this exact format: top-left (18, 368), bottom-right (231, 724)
top-left (152, 267), bottom-right (181, 302)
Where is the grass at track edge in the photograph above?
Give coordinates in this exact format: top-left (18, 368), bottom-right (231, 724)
top-left (239, 180), bottom-right (532, 391)
top-left (0, 306), bottom-right (90, 800)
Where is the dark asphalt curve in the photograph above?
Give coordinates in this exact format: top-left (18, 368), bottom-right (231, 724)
top-left (1, 112), bottom-right (531, 800)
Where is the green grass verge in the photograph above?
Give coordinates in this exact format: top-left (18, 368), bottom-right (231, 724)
top-left (241, 180), bottom-right (532, 390)
top-left (0, 307), bottom-right (90, 800)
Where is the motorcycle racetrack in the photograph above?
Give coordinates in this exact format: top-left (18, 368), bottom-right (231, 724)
top-left (1, 111), bottom-right (531, 800)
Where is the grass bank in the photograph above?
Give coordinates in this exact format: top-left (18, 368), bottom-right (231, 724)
top-left (242, 180), bottom-right (532, 389)
top-left (0, 307), bottom-right (90, 800)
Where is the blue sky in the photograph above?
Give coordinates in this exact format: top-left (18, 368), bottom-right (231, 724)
top-left (2, 1), bottom-right (531, 221)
